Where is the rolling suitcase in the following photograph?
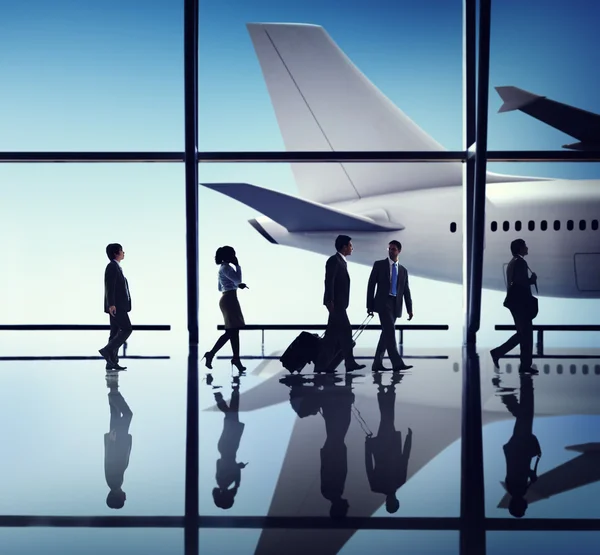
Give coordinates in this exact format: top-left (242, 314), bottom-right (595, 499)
top-left (280, 331), bottom-right (320, 373)
top-left (319, 314), bottom-right (373, 373)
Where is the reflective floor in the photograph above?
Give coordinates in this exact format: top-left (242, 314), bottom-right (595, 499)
top-left (1, 332), bottom-right (600, 554)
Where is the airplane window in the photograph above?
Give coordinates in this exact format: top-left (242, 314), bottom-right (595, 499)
top-left (593, 220), bottom-right (599, 230)
top-left (515, 220), bottom-right (522, 231)
top-left (595, 365), bottom-right (600, 375)
top-left (541, 220), bottom-right (548, 231)
top-left (543, 364), bottom-right (550, 374)
top-left (570, 364), bottom-right (577, 375)
top-left (554, 220), bottom-right (561, 231)
top-left (528, 220), bottom-right (535, 231)
top-left (506, 364), bottom-right (512, 374)
top-left (491, 221), bottom-right (497, 232)
top-left (580, 220), bottom-right (586, 230)
top-left (557, 364), bottom-right (563, 374)
top-left (583, 364), bottom-right (589, 375)
top-left (567, 220), bottom-right (574, 230)
top-left (450, 222), bottom-right (457, 233)
top-left (453, 362), bottom-right (459, 372)
top-left (503, 221), bottom-right (510, 231)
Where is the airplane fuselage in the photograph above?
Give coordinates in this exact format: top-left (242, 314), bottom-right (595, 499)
top-left (254, 179), bottom-right (600, 298)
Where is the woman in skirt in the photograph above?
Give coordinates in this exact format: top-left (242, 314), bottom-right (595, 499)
top-left (203, 246), bottom-right (247, 372)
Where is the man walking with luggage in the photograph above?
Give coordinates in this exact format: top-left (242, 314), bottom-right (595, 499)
top-left (315, 235), bottom-right (365, 373)
top-left (366, 240), bottom-right (413, 371)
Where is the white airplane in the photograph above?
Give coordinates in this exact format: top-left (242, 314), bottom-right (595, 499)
top-left (201, 23), bottom-right (600, 299)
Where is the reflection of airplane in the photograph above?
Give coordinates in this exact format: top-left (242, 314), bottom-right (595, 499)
top-left (204, 349), bottom-right (600, 554)
top-left (201, 23), bottom-right (600, 298)
top-left (495, 86), bottom-right (600, 151)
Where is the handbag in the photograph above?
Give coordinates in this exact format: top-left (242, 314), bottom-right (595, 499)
top-left (503, 259), bottom-right (539, 320)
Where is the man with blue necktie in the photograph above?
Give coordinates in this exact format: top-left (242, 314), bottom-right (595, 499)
top-left (366, 241), bottom-right (413, 372)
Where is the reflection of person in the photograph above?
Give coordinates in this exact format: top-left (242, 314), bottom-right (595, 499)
top-left (104, 376), bottom-right (133, 509)
top-left (203, 246), bottom-right (249, 373)
top-left (365, 373), bottom-right (411, 513)
top-left (366, 241), bottom-right (413, 372)
top-left (491, 239), bottom-right (537, 374)
top-left (315, 235), bottom-right (365, 373)
top-left (99, 243), bottom-right (131, 371)
top-left (319, 374), bottom-right (355, 517)
top-left (497, 373), bottom-right (541, 518)
top-left (212, 384), bottom-right (248, 510)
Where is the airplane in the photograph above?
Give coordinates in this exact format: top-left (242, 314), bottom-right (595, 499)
top-left (200, 23), bottom-right (600, 299)
top-left (201, 348), bottom-right (600, 554)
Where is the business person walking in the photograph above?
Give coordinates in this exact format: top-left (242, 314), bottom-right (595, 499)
top-left (315, 235), bottom-right (365, 373)
top-left (203, 246), bottom-right (248, 373)
top-left (491, 239), bottom-right (538, 374)
top-left (366, 241), bottom-right (413, 371)
top-left (99, 243), bottom-right (131, 371)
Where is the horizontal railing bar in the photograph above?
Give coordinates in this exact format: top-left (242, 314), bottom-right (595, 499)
top-left (0, 324), bottom-right (170, 331)
top-left (217, 324), bottom-right (448, 331)
top-left (216, 355), bottom-right (450, 360)
top-left (0, 516), bottom-right (184, 527)
top-left (495, 325), bottom-right (600, 331)
top-left (2, 150), bottom-right (600, 163)
top-left (0, 356), bottom-right (169, 361)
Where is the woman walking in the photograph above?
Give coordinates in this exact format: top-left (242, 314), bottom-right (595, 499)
top-left (203, 246), bottom-right (248, 372)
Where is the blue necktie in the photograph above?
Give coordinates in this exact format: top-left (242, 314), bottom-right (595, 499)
top-left (391, 263), bottom-right (397, 296)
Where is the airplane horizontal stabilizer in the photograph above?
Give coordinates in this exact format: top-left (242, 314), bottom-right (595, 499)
top-left (200, 182), bottom-right (403, 232)
top-left (564, 442), bottom-right (600, 453)
top-left (496, 86), bottom-right (600, 148)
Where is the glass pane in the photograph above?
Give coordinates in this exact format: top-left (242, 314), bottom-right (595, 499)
top-left (199, 529), bottom-right (458, 555)
top-left (488, 532), bottom-right (600, 555)
top-left (0, 1), bottom-right (183, 150)
top-left (489, 0), bottom-right (600, 151)
top-left (0, 163), bottom-right (187, 353)
top-left (0, 354), bottom-right (186, 515)
top-left (0, 529), bottom-right (182, 555)
top-left (199, 1), bottom-right (462, 151)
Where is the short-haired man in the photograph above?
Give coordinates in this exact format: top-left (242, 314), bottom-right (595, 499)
top-left (366, 240), bottom-right (413, 371)
top-left (315, 235), bottom-right (366, 373)
top-left (491, 239), bottom-right (538, 373)
top-left (99, 243), bottom-right (132, 371)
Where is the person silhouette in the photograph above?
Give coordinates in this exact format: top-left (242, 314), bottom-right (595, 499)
top-left (495, 373), bottom-right (541, 518)
top-left (318, 373), bottom-right (356, 517)
top-left (365, 372), bottom-right (412, 513)
top-left (203, 246), bottom-right (249, 374)
top-left (212, 383), bottom-right (248, 510)
top-left (104, 375), bottom-right (133, 509)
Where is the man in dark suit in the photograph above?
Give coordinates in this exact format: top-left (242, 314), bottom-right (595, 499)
top-left (491, 239), bottom-right (538, 374)
top-left (99, 243), bottom-right (131, 371)
top-left (366, 241), bottom-right (413, 371)
top-left (315, 235), bottom-right (365, 373)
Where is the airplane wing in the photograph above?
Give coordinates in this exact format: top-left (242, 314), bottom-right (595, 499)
top-left (200, 182), bottom-right (403, 232)
top-left (495, 86), bottom-right (600, 150)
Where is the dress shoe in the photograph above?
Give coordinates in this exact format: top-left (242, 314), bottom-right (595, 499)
top-left (519, 366), bottom-right (538, 375)
top-left (372, 365), bottom-right (392, 372)
top-left (345, 362), bottom-right (366, 372)
top-left (392, 364), bottom-right (413, 371)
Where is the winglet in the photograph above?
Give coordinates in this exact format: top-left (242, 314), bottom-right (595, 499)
top-left (495, 86), bottom-right (544, 113)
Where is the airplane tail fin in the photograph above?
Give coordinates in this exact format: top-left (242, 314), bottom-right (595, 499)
top-left (247, 23), bottom-right (463, 203)
top-left (495, 86), bottom-right (544, 113)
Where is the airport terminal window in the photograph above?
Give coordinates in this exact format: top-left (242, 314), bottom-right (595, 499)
top-left (490, 221), bottom-right (497, 232)
top-left (502, 220), bottom-right (509, 231)
top-left (554, 220), bottom-right (561, 231)
top-left (541, 220), bottom-right (548, 231)
top-left (580, 219), bottom-right (587, 230)
top-left (566, 219), bottom-right (574, 231)
top-left (515, 220), bottom-right (522, 231)
top-left (528, 220), bottom-right (535, 231)
top-left (450, 222), bottom-right (457, 233)
top-left (593, 219), bottom-right (599, 230)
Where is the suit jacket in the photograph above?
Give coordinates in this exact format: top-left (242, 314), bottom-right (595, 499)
top-left (506, 256), bottom-right (534, 296)
top-left (104, 260), bottom-right (132, 314)
top-left (323, 253), bottom-right (350, 310)
top-left (366, 259), bottom-right (412, 318)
